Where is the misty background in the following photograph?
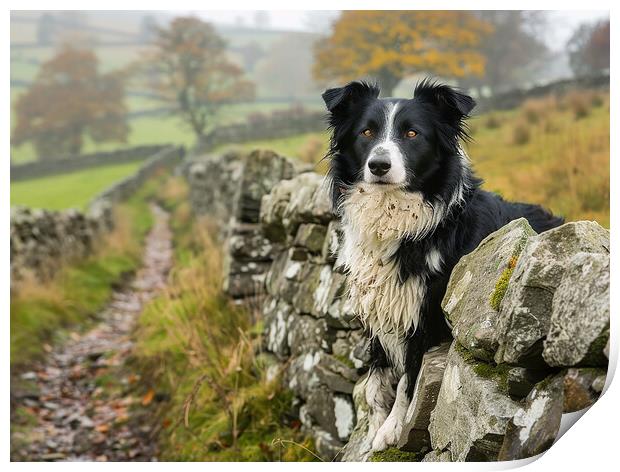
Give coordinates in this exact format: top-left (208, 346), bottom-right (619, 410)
top-left (10, 9), bottom-right (609, 165)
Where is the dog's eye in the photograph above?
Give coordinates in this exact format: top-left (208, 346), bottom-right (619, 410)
top-left (406, 130), bottom-right (418, 138)
top-left (361, 129), bottom-right (373, 137)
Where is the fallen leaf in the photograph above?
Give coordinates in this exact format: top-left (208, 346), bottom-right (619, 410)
top-left (95, 424), bottom-right (110, 433)
top-left (142, 389), bottom-right (155, 406)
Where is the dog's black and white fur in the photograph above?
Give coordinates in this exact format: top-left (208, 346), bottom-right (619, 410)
top-left (321, 79), bottom-right (564, 452)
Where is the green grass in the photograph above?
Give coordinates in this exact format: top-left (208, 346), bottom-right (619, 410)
top-left (10, 161), bottom-right (143, 210)
top-left (10, 189), bottom-right (154, 369)
top-left (132, 177), bottom-right (317, 461)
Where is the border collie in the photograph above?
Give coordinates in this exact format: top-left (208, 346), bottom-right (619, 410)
top-left (321, 79), bottom-right (563, 453)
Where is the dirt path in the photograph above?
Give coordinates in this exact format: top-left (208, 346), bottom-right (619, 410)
top-left (11, 204), bottom-right (173, 462)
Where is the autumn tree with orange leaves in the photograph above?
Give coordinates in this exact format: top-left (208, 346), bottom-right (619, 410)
top-left (146, 17), bottom-right (255, 141)
top-left (12, 46), bottom-right (129, 160)
top-left (313, 11), bottom-right (493, 96)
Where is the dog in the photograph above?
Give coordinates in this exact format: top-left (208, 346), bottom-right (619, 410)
top-left (321, 79), bottom-right (564, 453)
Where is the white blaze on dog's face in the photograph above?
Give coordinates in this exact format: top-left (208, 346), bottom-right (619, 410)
top-left (363, 102), bottom-right (407, 185)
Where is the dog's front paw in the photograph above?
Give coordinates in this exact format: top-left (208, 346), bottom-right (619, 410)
top-left (371, 417), bottom-right (402, 452)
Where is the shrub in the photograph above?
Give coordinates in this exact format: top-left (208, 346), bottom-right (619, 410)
top-left (563, 91), bottom-right (591, 120)
top-left (485, 114), bottom-right (502, 129)
top-left (591, 93), bottom-right (604, 108)
top-left (512, 122), bottom-right (531, 145)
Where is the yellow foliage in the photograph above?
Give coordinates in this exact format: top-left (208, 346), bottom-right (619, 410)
top-left (314, 11), bottom-right (493, 88)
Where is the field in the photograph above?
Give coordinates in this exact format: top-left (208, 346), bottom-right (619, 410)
top-left (10, 161), bottom-right (143, 210)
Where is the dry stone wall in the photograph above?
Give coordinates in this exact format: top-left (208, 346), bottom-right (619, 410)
top-left (11, 145), bottom-right (184, 283)
top-left (186, 149), bottom-right (610, 462)
top-left (11, 144), bottom-right (170, 181)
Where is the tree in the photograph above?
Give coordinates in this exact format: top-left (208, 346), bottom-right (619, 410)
top-left (313, 11), bottom-right (493, 96)
top-left (12, 46), bottom-right (129, 160)
top-left (146, 17), bottom-right (255, 141)
top-left (568, 19), bottom-right (610, 77)
top-left (458, 11), bottom-right (549, 94)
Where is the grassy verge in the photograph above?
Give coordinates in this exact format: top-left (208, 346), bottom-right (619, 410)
top-left (132, 177), bottom-right (316, 461)
top-left (10, 161), bottom-right (144, 210)
top-left (10, 183), bottom-right (155, 369)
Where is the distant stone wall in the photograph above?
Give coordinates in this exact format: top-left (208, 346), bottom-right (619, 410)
top-left (11, 144), bottom-right (170, 181)
top-left (10, 145), bottom-right (185, 283)
top-left (477, 73), bottom-right (610, 112)
top-left (196, 108), bottom-right (325, 153)
top-left (185, 149), bottom-right (610, 462)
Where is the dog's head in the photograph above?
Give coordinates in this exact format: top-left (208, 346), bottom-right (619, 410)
top-left (322, 79), bottom-right (475, 211)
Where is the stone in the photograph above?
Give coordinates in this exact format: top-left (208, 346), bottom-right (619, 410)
top-left (562, 368), bottom-right (606, 412)
top-left (314, 353), bottom-right (360, 394)
top-left (281, 173), bottom-right (329, 235)
top-left (312, 267), bottom-right (347, 320)
top-left (263, 298), bottom-right (294, 359)
top-left (505, 367), bottom-right (548, 398)
top-left (227, 224), bottom-right (275, 261)
top-left (260, 178), bottom-right (297, 243)
top-left (442, 218), bottom-right (536, 362)
top-left (321, 220), bottom-right (341, 264)
top-left (302, 387), bottom-right (355, 443)
top-left (429, 343), bottom-right (521, 461)
top-left (495, 221), bottom-right (609, 366)
top-left (341, 374), bottom-right (372, 462)
top-left (398, 343), bottom-right (450, 452)
top-left (294, 223), bottom-right (328, 253)
top-left (235, 150), bottom-right (295, 224)
top-left (422, 450), bottom-right (452, 462)
top-left (498, 375), bottom-right (563, 461)
top-left (287, 315), bottom-right (330, 357)
top-left (543, 252), bottom-right (610, 367)
top-left (313, 428), bottom-right (345, 461)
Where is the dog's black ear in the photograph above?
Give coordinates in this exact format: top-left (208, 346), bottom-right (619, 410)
top-left (322, 81), bottom-right (380, 113)
top-left (414, 78), bottom-right (476, 119)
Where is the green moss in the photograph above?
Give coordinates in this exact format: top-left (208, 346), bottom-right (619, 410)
top-left (490, 266), bottom-right (515, 311)
top-left (370, 448), bottom-right (423, 462)
top-left (334, 354), bottom-right (356, 369)
top-left (455, 342), bottom-right (511, 393)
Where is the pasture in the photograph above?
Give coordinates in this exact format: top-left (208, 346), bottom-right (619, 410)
top-left (10, 161), bottom-right (143, 210)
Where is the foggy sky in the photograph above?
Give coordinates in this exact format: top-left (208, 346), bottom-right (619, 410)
top-left (189, 9), bottom-right (609, 50)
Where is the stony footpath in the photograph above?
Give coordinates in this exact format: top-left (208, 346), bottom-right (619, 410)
top-left (11, 204), bottom-right (172, 462)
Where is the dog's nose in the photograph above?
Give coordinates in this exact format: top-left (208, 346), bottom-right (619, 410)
top-left (368, 155), bottom-right (391, 176)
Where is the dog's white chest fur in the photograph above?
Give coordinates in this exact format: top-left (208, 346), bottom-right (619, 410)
top-left (338, 183), bottom-right (438, 372)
